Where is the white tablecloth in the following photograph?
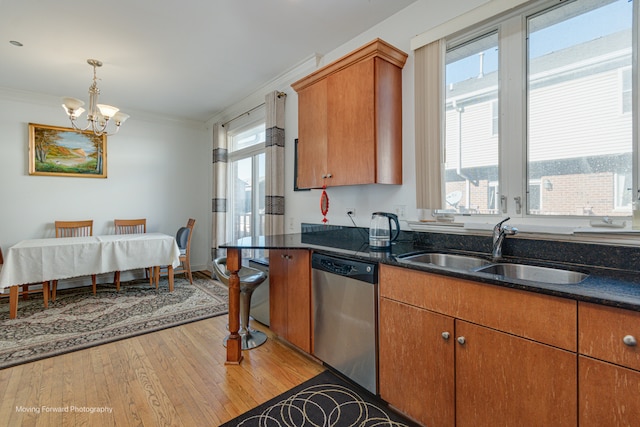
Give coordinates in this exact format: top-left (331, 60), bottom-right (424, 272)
top-left (0, 233), bottom-right (181, 291)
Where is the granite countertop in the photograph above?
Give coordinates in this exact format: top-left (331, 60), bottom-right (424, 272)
top-left (221, 228), bottom-right (640, 313)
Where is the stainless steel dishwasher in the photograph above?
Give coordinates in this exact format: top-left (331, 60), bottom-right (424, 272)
top-left (312, 252), bottom-right (378, 394)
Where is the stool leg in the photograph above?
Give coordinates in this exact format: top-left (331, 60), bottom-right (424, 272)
top-left (237, 287), bottom-right (267, 350)
top-left (239, 289), bottom-right (252, 335)
top-left (222, 284), bottom-right (268, 350)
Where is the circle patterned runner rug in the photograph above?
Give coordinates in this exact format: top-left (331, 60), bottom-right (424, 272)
top-left (221, 370), bottom-right (419, 427)
top-left (0, 273), bottom-right (228, 369)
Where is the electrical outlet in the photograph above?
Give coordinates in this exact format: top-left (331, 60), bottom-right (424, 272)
top-left (393, 205), bottom-right (406, 219)
top-left (288, 217), bottom-right (295, 231)
top-left (346, 208), bottom-right (356, 217)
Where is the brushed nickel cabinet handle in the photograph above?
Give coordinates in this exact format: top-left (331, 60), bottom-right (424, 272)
top-left (623, 335), bottom-right (637, 347)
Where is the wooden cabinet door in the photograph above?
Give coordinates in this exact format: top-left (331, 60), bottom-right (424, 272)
top-left (455, 320), bottom-right (577, 427)
top-left (268, 250), bottom-right (289, 338)
top-left (326, 58), bottom-right (376, 186)
top-left (579, 356), bottom-right (640, 426)
top-left (379, 298), bottom-right (455, 427)
top-left (284, 250), bottom-right (311, 353)
top-left (268, 249), bottom-right (311, 353)
top-left (296, 81), bottom-right (327, 189)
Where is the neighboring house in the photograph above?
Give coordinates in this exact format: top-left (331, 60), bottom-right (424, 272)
top-left (445, 30), bottom-right (632, 216)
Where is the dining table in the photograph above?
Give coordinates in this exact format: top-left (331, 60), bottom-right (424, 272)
top-left (0, 232), bottom-right (181, 319)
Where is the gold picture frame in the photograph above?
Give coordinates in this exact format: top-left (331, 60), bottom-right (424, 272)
top-left (28, 123), bottom-right (107, 178)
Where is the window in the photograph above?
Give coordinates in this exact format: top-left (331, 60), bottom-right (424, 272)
top-left (441, 0), bottom-right (634, 219)
top-left (527, 0), bottom-right (632, 217)
top-left (226, 117), bottom-right (266, 243)
top-left (445, 32), bottom-right (499, 215)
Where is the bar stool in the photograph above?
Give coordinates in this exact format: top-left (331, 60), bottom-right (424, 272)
top-left (213, 257), bottom-right (268, 350)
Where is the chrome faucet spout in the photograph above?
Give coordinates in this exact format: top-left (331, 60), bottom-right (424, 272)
top-left (492, 217), bottom-right (518, 261)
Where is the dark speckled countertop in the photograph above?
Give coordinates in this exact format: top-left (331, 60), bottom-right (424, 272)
top-left (220, 224), bottom-right (640, 313)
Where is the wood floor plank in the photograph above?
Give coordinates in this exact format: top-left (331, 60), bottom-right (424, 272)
top-left (141, 326), bottom-right (227, 424)
top-left (104, 338), bottom-right (146, 426)
top-left (0, 313), bottom-right (324, 426)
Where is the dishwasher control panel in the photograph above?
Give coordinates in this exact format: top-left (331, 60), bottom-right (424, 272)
top-left (312, 253), bottom-right (377, 284)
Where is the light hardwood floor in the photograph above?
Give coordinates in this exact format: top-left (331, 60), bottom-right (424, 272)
top-left (0, 315), bottom-right (324, 426)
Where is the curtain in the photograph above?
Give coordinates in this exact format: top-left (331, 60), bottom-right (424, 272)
top-left (211, 122), bottom-right (228, 261)
top-left (264, 90), bottom-right (286, 235)
top-left (415, 38), bottom-right (445, 210)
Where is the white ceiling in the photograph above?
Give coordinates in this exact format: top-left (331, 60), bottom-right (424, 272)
top-left (0, 0), bottom-right (416, 123)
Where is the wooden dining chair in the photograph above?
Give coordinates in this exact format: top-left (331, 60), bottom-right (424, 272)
top-left (0, 246), bottom-right (50, 308)
top-left (51, 220), bottom-right (97, 299)
top-left (155, 218), bottom-right (196, 286)
top-left (113, 218), bottom-right (150, 290)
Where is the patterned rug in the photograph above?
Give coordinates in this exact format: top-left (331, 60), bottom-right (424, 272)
top-left (0, 272), bottom-right (228, 369)
top-left (221, 370), bottom-right (419, 427)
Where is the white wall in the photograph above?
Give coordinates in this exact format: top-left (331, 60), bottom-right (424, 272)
top-left (0, 89), bottom-right (211, 284)
top-left (208, 1), bottom-right (489, 236)
top-left (282, 0), bottom-right (488, 232)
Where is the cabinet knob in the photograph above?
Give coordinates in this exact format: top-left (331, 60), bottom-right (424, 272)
top-left (457, 336), bottom-right (466, 345)
top-left (326, 173), bottom-right (332, 178)
top-left (441, 332), bottom-right (450, 340)
top-left (623, 335), bottom-right (637, 347)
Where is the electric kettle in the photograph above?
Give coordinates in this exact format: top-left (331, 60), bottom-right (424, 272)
top-left (369, 212), bottom-right (400, 250)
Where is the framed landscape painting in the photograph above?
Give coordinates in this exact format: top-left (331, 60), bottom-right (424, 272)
top-left (28, 123), bottom-right (107, 178)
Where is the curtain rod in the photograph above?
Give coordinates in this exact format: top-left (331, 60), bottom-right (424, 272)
top-left (222, 103), bottom-right (264, 128)
top-left (221, 91), bottom-right (287, 128)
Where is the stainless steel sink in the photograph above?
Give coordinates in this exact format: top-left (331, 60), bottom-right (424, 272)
top-left (476, 263), bottom-right (588, 284)
top-left (397, 253), bottom-right (492, 270)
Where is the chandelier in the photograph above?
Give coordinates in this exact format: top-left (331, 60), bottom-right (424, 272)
top-left (61, 59), bottom-right (129, 136)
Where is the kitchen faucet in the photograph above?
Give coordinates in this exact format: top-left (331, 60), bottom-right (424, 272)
top-left (492, 217), bottom-right (518, 261)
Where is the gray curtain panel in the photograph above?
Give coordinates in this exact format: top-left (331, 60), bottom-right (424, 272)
top-left (265, 90), bottom-right (286, 236)
top-left (211, 122), bottom-right (228, 261)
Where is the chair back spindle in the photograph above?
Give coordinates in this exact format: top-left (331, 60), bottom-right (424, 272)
top-left (55, 220), bottom-right (94, 238)
top-left (114, 219), bottom-right (147, 235)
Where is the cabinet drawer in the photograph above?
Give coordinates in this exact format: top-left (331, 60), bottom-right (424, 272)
top-left (380, 264), bottom-right (577, 350)
top-left (579, 302), bottom-right (640, 371)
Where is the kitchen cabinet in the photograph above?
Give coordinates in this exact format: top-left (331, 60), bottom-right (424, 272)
top-left (269, 249), bottom-right (311, 353)
top-left (378, 264), bottom-right (577, 426)
top-left (578, 302), bottom-right (640, 426)
top-left (379, 297), bottom-right (455, 427)
top-left (292, 39), bottom-right (407, 189)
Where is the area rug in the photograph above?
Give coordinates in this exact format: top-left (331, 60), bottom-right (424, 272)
top-left (221, 370), bottom-right (419, 427)
top-left (0, 272), bottom-right (228, 369)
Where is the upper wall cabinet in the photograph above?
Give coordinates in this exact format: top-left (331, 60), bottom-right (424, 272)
top-left (292, 39), bottom-right (408, 189)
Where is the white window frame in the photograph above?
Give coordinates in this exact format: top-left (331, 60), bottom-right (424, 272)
top-left (441, 0), bottom-right (639, 235)
top-left (225, 112), bottom-right (266, 244)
